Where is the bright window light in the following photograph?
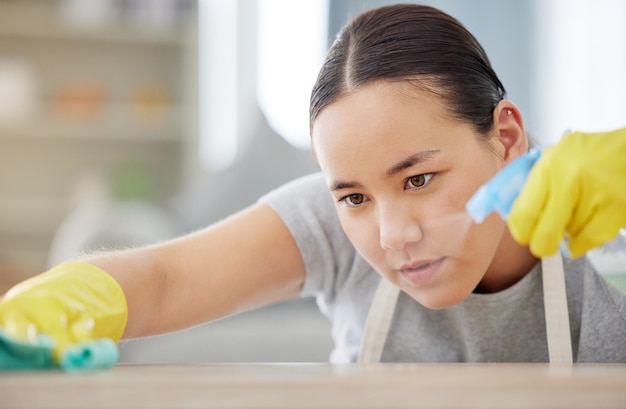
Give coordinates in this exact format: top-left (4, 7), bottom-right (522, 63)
top-left (198, 0), bottom-right (238, 173)
top-left (257, 0), bottom-right (329, 150)
top-left (536, 0), bottom-right (626, 144)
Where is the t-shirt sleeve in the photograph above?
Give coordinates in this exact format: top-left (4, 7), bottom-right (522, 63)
top-left (258, 172), bottom-right (357, 299)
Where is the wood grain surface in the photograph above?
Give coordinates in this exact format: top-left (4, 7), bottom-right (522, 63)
top-left (1, 363), bottom-right (625, 409)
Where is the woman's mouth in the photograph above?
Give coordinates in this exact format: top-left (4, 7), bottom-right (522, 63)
top-left (398, 257), bottom-right (445, 286)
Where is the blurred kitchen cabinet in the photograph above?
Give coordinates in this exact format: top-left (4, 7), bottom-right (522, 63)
top-left (0, 0), bottom-right (198, 287)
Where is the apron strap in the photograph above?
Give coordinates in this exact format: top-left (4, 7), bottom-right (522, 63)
top-left (359, 252), bottom-right (573, 364)
top-left (541, 252), bottom-right (573, 363)
top-left (358, 277), bottom-right (400, 363)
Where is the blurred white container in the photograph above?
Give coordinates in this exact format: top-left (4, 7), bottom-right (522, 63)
top-left (47, 171), bottom-right (177, 267)
top-left (124, 0), bottom-right (186, 31)
top-left (59, 0), bottom-right (120, 29)
top-left (0, 59), bottom-right (39, 124)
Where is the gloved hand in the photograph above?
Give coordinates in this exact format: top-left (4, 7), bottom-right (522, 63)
top-left (0, 261), bottom-right (127, 371)
top-left (508, 127), bottom-right (626, 258)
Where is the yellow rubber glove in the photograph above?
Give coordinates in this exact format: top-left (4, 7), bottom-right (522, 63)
top-left (509, 127), bottom-right (626, 258)
top-left (0, 261), bottom-right (127, 370)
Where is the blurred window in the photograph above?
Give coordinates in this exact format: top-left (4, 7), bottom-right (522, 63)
top-left (199, 0), bottom-right (327, 172)
top-left (256, 0), bottom-right (329, 150)
top-left (535, 0), bottom-right (626, 142)
top-left (198, 0), bottom-right (238, 172)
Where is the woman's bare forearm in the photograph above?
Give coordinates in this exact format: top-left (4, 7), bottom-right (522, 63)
top-left (82, 203), bottom-right (306, 339)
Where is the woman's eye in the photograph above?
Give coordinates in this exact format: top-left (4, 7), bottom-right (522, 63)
top-left (343, 194), bottom-right (365, 207)
top-left (406, 173), bottom-right (433, 190)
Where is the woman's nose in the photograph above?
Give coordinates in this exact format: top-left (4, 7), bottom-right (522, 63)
top-left (378, 205), bottom-right (424, 251)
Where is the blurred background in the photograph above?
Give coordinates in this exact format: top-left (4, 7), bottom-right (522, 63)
top-left (0, 0), bottom-right (624, 363)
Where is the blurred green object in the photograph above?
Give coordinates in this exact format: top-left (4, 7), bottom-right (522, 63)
top-left (112, 161), bottom-right (155, 201)
top-left (603, 274), bottom-right (626, 294)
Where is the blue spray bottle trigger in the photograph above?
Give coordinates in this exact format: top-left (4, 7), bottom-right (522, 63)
top-left (466, 148), bottom-right (542, 223)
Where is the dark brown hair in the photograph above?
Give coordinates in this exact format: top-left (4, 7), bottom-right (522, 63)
top-left (310, 3), bottom-right (506, 136)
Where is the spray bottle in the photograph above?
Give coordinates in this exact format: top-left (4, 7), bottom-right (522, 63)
top-left (465, 148), bottom-right (626, 292)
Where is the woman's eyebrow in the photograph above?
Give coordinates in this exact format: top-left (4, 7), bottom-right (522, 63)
top-left (329, 150), bottom-right (440, 192)
top-left (385, 150), bottom-right (440, 178)
top-left (330, 180), bottom-right (362, 192)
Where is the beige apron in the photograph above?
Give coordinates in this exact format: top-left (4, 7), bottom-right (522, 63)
top-left (358, 252), bottom-right (573, 364)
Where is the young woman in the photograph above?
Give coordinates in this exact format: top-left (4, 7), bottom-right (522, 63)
top-left (1, 4), bottom-right (625, 369)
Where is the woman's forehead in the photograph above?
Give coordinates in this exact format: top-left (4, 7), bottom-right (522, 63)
top-left (312, 82), bottom-right (454, 146)
top-left (312, 85), bottom-right (484, 178)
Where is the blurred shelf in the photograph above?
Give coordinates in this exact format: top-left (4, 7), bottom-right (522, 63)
top-left (0, 104), bottom-right (187, 142)
top-left (0, 196), bottom-right (70, 236)
top-left (0, 4), bottom-right (189, 46)
top-left (0, 0), bottom-right (197, 277)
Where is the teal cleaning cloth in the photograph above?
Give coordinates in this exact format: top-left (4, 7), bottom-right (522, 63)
top-left (0, 330), bottom-right (55, 369)
top-left (0, 329), bottom-right (118, 371)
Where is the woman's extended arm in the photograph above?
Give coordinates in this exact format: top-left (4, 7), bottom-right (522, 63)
top-left (0, 202), bottom-right (305, 369)
top-left (86, 202), bottom-right (306, 338)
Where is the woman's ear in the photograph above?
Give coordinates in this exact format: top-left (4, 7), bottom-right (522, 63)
top-left (493, 100), bottom-right (528, 162)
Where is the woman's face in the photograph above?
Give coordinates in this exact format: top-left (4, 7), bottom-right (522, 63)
top-left (312, 81), bottom-right (534, 309)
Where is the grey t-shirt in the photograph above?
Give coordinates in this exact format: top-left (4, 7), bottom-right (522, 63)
top-left (259, 172), bottom-right (626, 363)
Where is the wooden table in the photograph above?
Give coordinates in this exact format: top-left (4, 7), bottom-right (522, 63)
top-left (1, 363), bottom-right (626, 409)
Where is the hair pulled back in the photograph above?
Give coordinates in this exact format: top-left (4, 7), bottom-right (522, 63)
top-left (310, 4), bottom-right (506, 136)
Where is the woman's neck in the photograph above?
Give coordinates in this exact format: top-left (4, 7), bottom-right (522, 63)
top-left (475, 229), bottom-right (539, 294)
